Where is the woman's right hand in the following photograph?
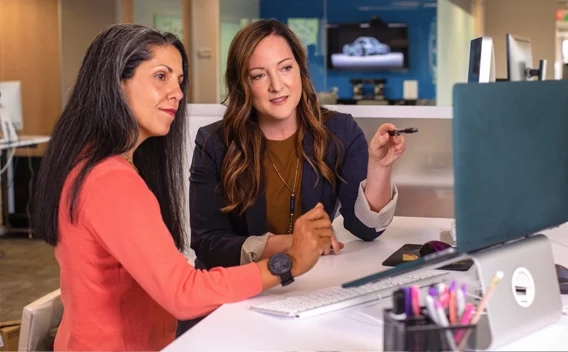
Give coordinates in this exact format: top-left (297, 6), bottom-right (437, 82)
top-left (287, 203), bottom-right (333, 277)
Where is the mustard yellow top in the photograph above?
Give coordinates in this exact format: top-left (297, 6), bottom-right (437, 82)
top-left (263, 132), bottom-right (303, 235)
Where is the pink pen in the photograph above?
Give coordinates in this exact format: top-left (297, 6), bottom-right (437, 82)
top-left (411, 285), bottom-right (421, 316)
top-left (454, 303), bottom-right (475, 343)
top-left (439, 287), bottom-right (450, 309)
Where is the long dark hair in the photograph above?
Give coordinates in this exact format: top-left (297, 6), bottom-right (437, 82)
top-left (32, 24), bottom-right (189, 250)
top-left (221, 19), bottom-right (340, 215)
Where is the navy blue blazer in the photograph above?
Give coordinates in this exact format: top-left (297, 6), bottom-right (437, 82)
top-left (189, 112), bottom-right (386, 269)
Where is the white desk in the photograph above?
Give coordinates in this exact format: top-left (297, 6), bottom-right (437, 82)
top-left (163, 216), bottom-right (568, 351)
top-left (0, 135), bottom-right (51, 150)
top-left (0, 135), bottom-right (50, 236)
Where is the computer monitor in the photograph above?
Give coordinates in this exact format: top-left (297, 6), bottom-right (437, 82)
top-left (452, 80), bottom-right (568, 253)
top-left (343, 80), bottom-right (568, 289)
top-left (0, 81), bottom-right (24, 131)
top-left (506, 34), bottom-right (547, 81)
top-left (468, 37), bottom-right (496, 83)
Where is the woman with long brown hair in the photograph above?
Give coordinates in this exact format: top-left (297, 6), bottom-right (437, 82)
top-left (180, 19), bottom-right (406, 335)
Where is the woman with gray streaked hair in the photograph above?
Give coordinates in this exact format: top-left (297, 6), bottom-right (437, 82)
top-left (31, 23), bottom-right (333, 351)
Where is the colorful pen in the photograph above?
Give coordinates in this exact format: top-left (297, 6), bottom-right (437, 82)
top-left (457, 283), bottom-right (466, 316)
top-left (410, 285), bottom-right (421, 317)
top-left (449, 281), bottom-right (458, 324)
top-left (457, 271), bottom-right (505, 350)
top-left (404, 287), bottom-right (412, 316)
top-left (425, 294), bottom-right (439, 324)
top-left (435, 301), bottom-right (458, 351)
top-left (438, 283), bottom-right (449, 309)
top-left (437, 282), bottom-right (446, 296)
top-left (428, 286), bottom-right (438, 298)
top-left (469, 271), bottom-right (504, 325)
top-left (454, 303), bottom-right (475, 343)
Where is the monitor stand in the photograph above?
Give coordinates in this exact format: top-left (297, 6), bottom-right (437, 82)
top-left (469, 234), bottom-right (562, 350)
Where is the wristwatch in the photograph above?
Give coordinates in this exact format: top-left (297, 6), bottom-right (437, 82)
top-left (268, 252), bottom-right (294, 286)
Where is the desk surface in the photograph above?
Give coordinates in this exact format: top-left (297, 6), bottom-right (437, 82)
top-left (0, 135), bottom-right (50, 150)
top-left (164, 216), bottom-right (568, 351)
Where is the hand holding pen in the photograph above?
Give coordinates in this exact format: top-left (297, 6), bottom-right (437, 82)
top-left (369, 123), bottom-right (412, 167)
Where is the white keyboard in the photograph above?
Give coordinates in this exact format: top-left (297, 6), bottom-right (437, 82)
top-left (250, 270), bottom-right (448, 319)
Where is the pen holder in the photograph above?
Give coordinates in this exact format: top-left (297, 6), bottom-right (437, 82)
top-left (383, 308), bottom-right (477, 352)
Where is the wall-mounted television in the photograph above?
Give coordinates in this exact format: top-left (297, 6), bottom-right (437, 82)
top-left (326, 21), bottom-right (409, 71)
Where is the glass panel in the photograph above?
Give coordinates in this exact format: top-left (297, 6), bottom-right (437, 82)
top-left (133, 0), bottom-right (183, 38)
top-left (219, 0), bottom-right (326, 102)
top-left (257, 0), bottom-right (327, 95)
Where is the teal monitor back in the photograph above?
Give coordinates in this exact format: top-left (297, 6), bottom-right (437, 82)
top-left (452, 80), bottom-right (568, 253)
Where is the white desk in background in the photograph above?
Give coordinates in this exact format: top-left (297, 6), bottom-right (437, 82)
top-left (0, 135), bottom-right (51, 150)
top-left (163, 216), bottom-right (568, 352)
top-left (0, 135), bottom-right (50, 236)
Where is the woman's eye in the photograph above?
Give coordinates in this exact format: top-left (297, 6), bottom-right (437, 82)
top-left (252, 74), bottom-right (264, 81)
top-left (283, 65), bottom-right (292, 72)
top-left (156, 73), bottom-right (166, 80)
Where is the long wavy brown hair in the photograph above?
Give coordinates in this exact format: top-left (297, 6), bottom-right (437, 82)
top-left (221, 19), bottom-right (342, 215)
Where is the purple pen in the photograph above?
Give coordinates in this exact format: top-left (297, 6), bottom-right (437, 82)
top-left (404, 287), bottom-right (412, 316)
top-left (449, 280), bottom-right (457, 292)
top-left (429, 286), bottom-right (438, 298)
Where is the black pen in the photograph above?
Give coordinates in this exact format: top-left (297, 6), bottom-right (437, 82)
top-left (388, 127), bottom-right (419, 136)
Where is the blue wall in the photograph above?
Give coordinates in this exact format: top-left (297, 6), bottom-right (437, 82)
top-left (259, 0), bottom-right (437, 101)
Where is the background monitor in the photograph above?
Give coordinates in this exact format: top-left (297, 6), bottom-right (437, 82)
top-left (467, 37), bottom-right (496, 83)
top-left (0, 81), bottom-right (24, 131)
top-left (326, 20), bottom-right (409, 71)
top-left (506, 34), bottom-right (546, 81)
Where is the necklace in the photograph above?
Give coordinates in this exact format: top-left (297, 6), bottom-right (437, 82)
top-left (266, 153), bottom-right (299, 234)
top-left (121, 154), bottom-right (139, 173)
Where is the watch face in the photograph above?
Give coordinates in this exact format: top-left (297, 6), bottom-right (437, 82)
top-left (269, 253), bottom-right (292, 275)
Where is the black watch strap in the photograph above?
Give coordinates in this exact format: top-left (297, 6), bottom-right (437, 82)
top-left (280, 270), bottom-right (294, 286)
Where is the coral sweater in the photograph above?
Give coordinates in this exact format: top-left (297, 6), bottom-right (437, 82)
top-left (54, 156), bottom-right (262, 351)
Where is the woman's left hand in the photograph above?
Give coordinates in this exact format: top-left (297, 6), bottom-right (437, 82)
top-left (368, 123), bottom-right (406, 167)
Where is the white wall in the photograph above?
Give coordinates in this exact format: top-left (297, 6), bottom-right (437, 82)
top-left (436, 0), bottom-right (475, 106)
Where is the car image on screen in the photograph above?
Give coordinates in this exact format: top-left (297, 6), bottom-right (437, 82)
top-left (342, 36), bottom-right (391, 56)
